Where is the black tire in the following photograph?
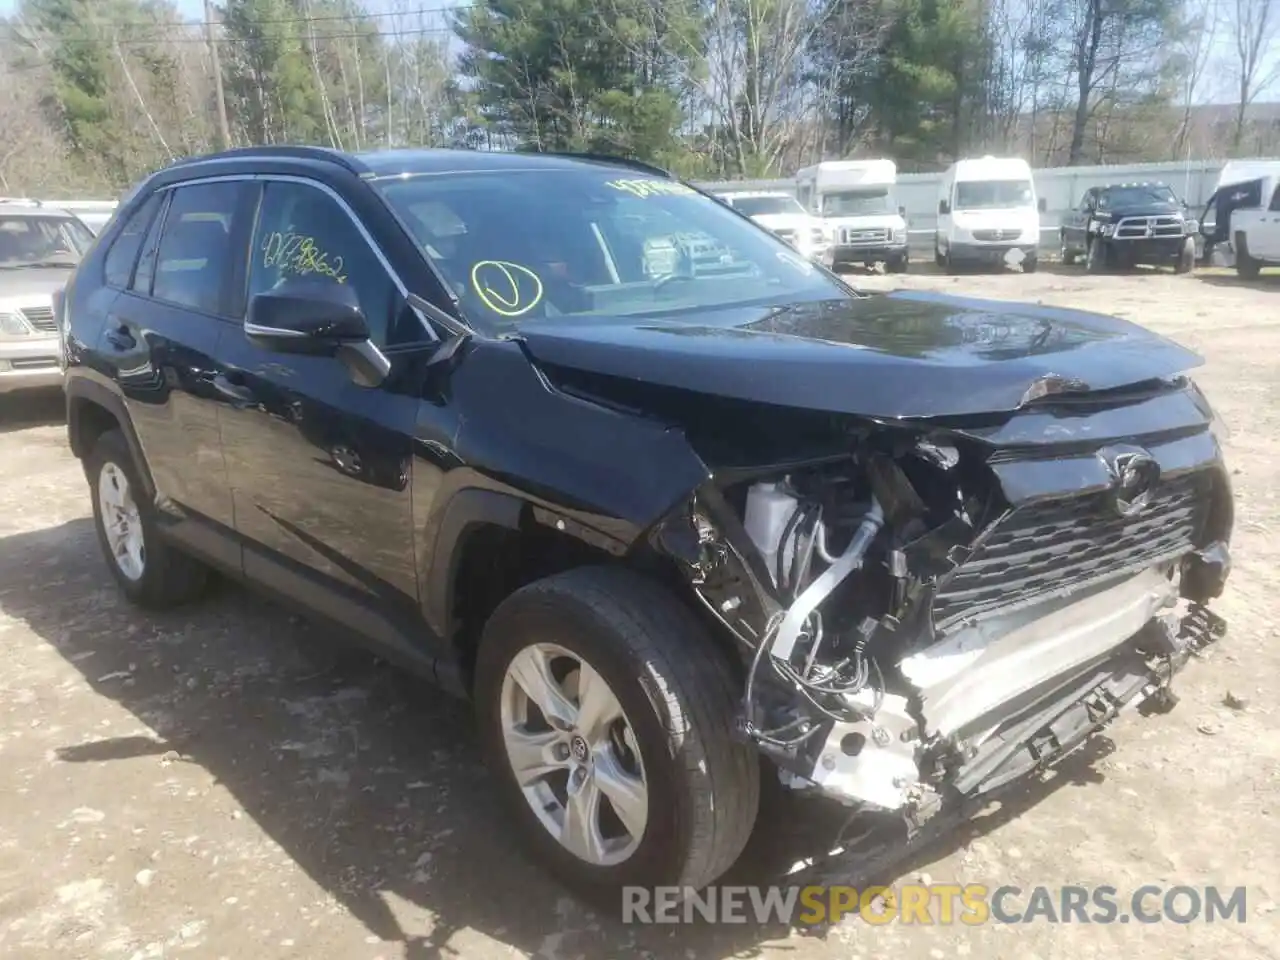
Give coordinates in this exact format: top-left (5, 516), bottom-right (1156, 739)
top-left (473, 566), bottom-right (759, 903)
top-left (887, 254), bottom-right (909, 274)
top-left (1086, 238), bottom-right (1107, 274)
top-left (1060, 233), bottom-right (1077, 265)
top-left (1023, 255), bottom-right (1038, 274)
top-left (86, 428), bottom-right (209, 608)
top-left (1235, 232), bottom-right (1262, 280)
top-left (1175, 236), bottom-right (1195, 275)
top-left (934, 239), bottom-right (945, 268)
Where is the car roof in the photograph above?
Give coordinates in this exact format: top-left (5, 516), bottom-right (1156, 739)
top-left (164, 145), bottom-right (673, 182)
top-left (0, 199), bottom-right (82, 218)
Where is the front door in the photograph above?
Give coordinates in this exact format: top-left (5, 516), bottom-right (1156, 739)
top-left (216, 177), bottom-right (442, 668)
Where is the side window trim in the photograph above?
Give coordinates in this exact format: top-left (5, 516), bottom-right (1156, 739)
top-left (1268, 182), bottom-right (1280, 213)
top-left (131, 188), bottom-right (173, 296)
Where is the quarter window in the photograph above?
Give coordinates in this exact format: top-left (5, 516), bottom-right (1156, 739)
top-left (152, 182), bottom-right (245, 315)
top-left (247, 180), bottom-right (415, 347)
top-left (104, 194), bottom-right (161, 288)
top-left (1268, 183), bottom-right (1280, 212)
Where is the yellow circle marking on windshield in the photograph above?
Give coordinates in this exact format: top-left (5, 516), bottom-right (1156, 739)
top-left (471, 260), bottom-right (544, 317)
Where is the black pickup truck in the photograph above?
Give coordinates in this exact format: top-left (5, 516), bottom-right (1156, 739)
top-left (1060, 182), bottom-right (1200, 273)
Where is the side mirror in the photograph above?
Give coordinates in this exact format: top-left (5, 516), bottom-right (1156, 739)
top-left (938, 199), bottom-right (951, 216)
top-left (246, 280), bottom-right (370, 349)
top-left (245, 280), bottom-right (389, 387)
top-left (898, 205), bottom-right (907, 217)
top-left (1037, 197), bottom-right (1047, 213)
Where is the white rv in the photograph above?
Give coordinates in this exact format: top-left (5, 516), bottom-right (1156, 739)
top-left (717, 190), bottom-right (827, 261)
top-left (935, 156), bottom-right (1043, 273)
top-left (794, 160), bottom-right (909, 272)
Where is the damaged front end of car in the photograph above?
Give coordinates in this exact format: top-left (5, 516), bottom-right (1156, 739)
top-left (646, 375), bottom-right (1232, 833)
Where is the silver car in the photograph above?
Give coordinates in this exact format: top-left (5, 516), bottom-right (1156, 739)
top-left (0, 198), bottom-right (97, 395)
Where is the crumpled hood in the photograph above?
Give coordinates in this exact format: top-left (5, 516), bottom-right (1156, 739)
top-left (515, 290), bottom-right (1203, 420)
top-left (0, 266), bottom-right (72, 306)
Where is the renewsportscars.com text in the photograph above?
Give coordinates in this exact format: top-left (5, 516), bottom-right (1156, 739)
top-left (621, 884), bottom-right (1249, 926)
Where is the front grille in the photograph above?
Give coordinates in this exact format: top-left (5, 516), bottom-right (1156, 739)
top-left (932, 471), bottom-right (1207, 631)
top-left (1114, 215), bottom-right (1184, 240)
top-left (971, 228), bottom-right (1017, 243)
top-left (19, 306), bottom-right (57, 333)
top-left (839, 227), bottom-right (888, 245)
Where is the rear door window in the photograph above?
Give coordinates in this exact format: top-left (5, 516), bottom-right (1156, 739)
top-left (152, 182), bottom-right (250, 317)
top-left (103, 194), bottom-right (162, 288)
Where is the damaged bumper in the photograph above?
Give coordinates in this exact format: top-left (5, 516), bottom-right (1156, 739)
top-left (654, 383), bottom-right (1234, 820)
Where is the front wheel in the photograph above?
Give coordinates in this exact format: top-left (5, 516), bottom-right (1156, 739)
top-left (887, 254), bottom-right (909, 274)
top-left (474, 566), bottom-right (759, 902)
top-left (1175, 236), bottom-right (1196, 274)
top-left (1086, 238), bottom-right (1108, 274)
top-left (1023, 255), bottom-right (1038, 274)
top-left (1060, 233), bottom-right (1077, 265)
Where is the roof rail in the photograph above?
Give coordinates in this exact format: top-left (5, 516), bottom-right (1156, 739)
top-left (522, 149), bottom-right (674, 179)
top-left (0, 196), bottom-right (44, 206)
top-left (169, 145), bottom-right (368, 175)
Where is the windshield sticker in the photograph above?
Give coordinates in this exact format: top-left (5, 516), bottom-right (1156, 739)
top-left (605, 178), bottom-right (697, 199)
top-left (471, 260), bottom-right (544, 317)
top-left (261, 232), bottom-right (348, 283)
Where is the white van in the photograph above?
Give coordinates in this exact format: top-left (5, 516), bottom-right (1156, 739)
top-left (935, 156), bottom-right (1044, 272)
top-left (717, 190), bottom-right (827, 261)
top-left (794, 159), bottom-right (909, 272)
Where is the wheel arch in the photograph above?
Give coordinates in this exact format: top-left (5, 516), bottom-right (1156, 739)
top-left (65, 379), bottom-right (155, 501)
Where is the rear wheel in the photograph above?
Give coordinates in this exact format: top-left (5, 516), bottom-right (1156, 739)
top-left (1175, 236), bottom-right (1196, 274)
top-left (1235, 232), bottom-right (1262, 279)
top-left (474, 566), bottom-right (759, 902)
top-left (86, 429), bottom-right (209, 608)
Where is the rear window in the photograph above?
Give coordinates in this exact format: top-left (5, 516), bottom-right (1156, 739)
top-left (374, 168), bottom-right (843, 332)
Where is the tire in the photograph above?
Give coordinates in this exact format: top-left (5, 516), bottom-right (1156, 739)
top-left (887, 254), bottom-right (909, 274)
top-left (86, 428), bottom-right (209, 608)
top-left (1023, 255), bottom-right (1038, 274)
top-left (1235, 232), bottom-right (1262, 280)
top-left (1175, 236), bottom-right (1195, 275)
top-left (934, 239), bottom-right (945, 268)
top-left (474, 566), bottom-right (759, 903)
top-left (1060, 232), bottom-right (1076, 265)
top-left (1086, 238), bottom-right (1107, 274)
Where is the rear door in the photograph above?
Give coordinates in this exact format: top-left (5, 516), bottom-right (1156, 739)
top-left (97, 179), bottom-right (255, 569)
top-left (216, 176), bottom-right (439, 668)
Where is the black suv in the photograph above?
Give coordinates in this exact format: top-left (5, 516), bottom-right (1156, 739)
top-left (60, 146), bottom-right (1233, 900)
top-left (1060, 182), bottom-right (1200, 273)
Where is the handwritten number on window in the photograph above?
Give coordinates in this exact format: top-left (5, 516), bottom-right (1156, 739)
top-left (261, 232), bottom-right (347, 284)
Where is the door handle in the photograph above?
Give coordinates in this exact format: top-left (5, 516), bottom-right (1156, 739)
top-left (211, 373), bottom-right (255, 406)
top-left (104, 322), bottom-right (135, 350)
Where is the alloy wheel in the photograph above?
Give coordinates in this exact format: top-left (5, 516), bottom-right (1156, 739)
top-left (97, 462), bottom-right (146, 581)
top-left (499, 642), bottom-right (648, 866)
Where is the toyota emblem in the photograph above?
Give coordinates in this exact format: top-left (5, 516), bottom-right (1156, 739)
top-left (1098, 446), bottom-right (1160, 517)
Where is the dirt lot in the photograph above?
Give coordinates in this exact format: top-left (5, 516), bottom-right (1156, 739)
top-left (1, 266), bottom-right (1278, 960)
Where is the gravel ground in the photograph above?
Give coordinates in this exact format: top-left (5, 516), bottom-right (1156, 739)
top-left (0, 265), bottom-right (1277, 960)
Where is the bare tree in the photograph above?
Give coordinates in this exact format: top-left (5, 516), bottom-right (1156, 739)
top-left (1226, 0), bottom-right (1280, 149)
top-left (1170, 0), bottom-right (1216, 159)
